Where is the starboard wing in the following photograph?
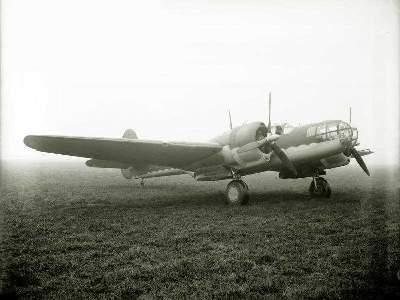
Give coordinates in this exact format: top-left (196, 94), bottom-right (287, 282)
top-left (24, 135), bottom-right (223, 168)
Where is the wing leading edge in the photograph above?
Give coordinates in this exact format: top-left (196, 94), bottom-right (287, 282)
top-left (24, 135), bottom-right (223, 168)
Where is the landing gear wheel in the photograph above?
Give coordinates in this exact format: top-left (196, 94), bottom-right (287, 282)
top-left (225, 180), bottom-right (249, 205)
top-left (309, 177), bottom-right (331, 198)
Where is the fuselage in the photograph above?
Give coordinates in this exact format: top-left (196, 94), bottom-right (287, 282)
top-left (191, 120), bottom-right (357, 181)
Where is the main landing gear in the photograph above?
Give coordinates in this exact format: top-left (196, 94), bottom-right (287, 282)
top-left (225, 180), bottom-right (250, 205)
top-left (225, 169), bottom-right (250, 205)
top-left (225, 170), bottom-right (250, 205)
top-left (309, 176), bottom-right (331, 198)
top-left (225, 172), bottom-right (332, 204)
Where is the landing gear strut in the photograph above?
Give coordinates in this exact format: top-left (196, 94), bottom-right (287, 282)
top-left (225, 179), bottom-right (249, 205)
top-left (309, 176), bottom-right (331, 198)
top-left (140, 178), bottom-right (145, 187)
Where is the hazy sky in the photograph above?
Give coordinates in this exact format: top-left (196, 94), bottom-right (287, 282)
top-left (2, 0), bottom-right (399, 165)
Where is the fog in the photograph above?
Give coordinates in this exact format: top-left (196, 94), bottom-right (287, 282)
top-left (2, 0), bottom-right (399, 165)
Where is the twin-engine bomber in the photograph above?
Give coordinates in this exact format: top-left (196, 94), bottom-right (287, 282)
top-left (24, 95), bottom-right (373, 205)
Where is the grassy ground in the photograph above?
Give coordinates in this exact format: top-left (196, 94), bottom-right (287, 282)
top-left (0, 160), bottom-right (399, 299)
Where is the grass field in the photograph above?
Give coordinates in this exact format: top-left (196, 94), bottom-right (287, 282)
top-left (1, 160), bottom-right (399, 299)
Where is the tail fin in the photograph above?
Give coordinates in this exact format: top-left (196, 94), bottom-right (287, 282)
top-left (121, 129), bottom-right (138, 179)
top-left (122, 129), bottom-right (138, 139)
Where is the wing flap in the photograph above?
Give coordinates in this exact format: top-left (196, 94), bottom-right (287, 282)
top-left (24, 135), bottom-right (222, 168)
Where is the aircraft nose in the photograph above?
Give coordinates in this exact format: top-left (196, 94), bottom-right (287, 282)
top-left (338, 126), bottom-right (355, 149)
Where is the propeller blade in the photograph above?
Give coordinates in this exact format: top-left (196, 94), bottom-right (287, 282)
top-left (270, 143), bottom-right (297, 177)
top-left (235, 135), bottom-right (297, 177)
top-left (267, 92), bottom-right (272, 133)
top-left (228, 110), bottom-right (233, 130)
top-left (237, 134), bottom-right (281, 153)
top-left (351, 148), bottom-right (370, 176)
top-left (349, 107), bottom-right (352, 124)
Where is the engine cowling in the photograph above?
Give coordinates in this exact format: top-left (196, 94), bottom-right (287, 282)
top-left (212, 122), bottom-right (270, 165)
top-left (213, 122), bottom-right (268, 148)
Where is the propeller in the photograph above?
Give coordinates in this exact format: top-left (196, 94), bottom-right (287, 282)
top-left (349, 106), bottom-right (352, 124)
top-left (270, 143), bottom-right (298, 177)
top-left (228, 110), bottom-right (233, 130)
top-left (267, 92), bottom-right (272, 134)
top-left (345, 106), bottom-right (370, 176)
top-left (235, 92), bottom-right (297, 177)
top-left (350, 148), bottom-right (370, 176)
top-left (265, 92), bottom-right (297, 177)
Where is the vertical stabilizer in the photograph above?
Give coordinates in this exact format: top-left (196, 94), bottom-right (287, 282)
top-left (122, 129), bottom-right (138, 139)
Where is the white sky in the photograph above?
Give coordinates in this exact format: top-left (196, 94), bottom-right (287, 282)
top-left (1, 0), bottom-right (399, 165)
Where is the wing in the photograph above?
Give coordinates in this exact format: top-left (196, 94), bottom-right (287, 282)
top-left (24, 135), bottom-right (223, 168)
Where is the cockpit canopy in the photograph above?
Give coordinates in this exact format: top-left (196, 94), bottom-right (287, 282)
top-left (306, 120), bottom-right (355, 142)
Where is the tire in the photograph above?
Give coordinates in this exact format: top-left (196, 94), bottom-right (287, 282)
top-left (225, 180), bottom-right (249, 205)
top-left (309, 177), bottom-right (331, 198)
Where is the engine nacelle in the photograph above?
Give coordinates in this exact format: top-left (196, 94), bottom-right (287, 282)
top-left (213, 122), bottom-right (269, 166)
top-left (234, 147), bottom-right (264, 164)
top-left (212, 122), bottom-right (268, 149)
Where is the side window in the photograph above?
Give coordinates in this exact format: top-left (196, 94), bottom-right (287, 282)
top-left (307, 126), bottom-right (316, 137)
